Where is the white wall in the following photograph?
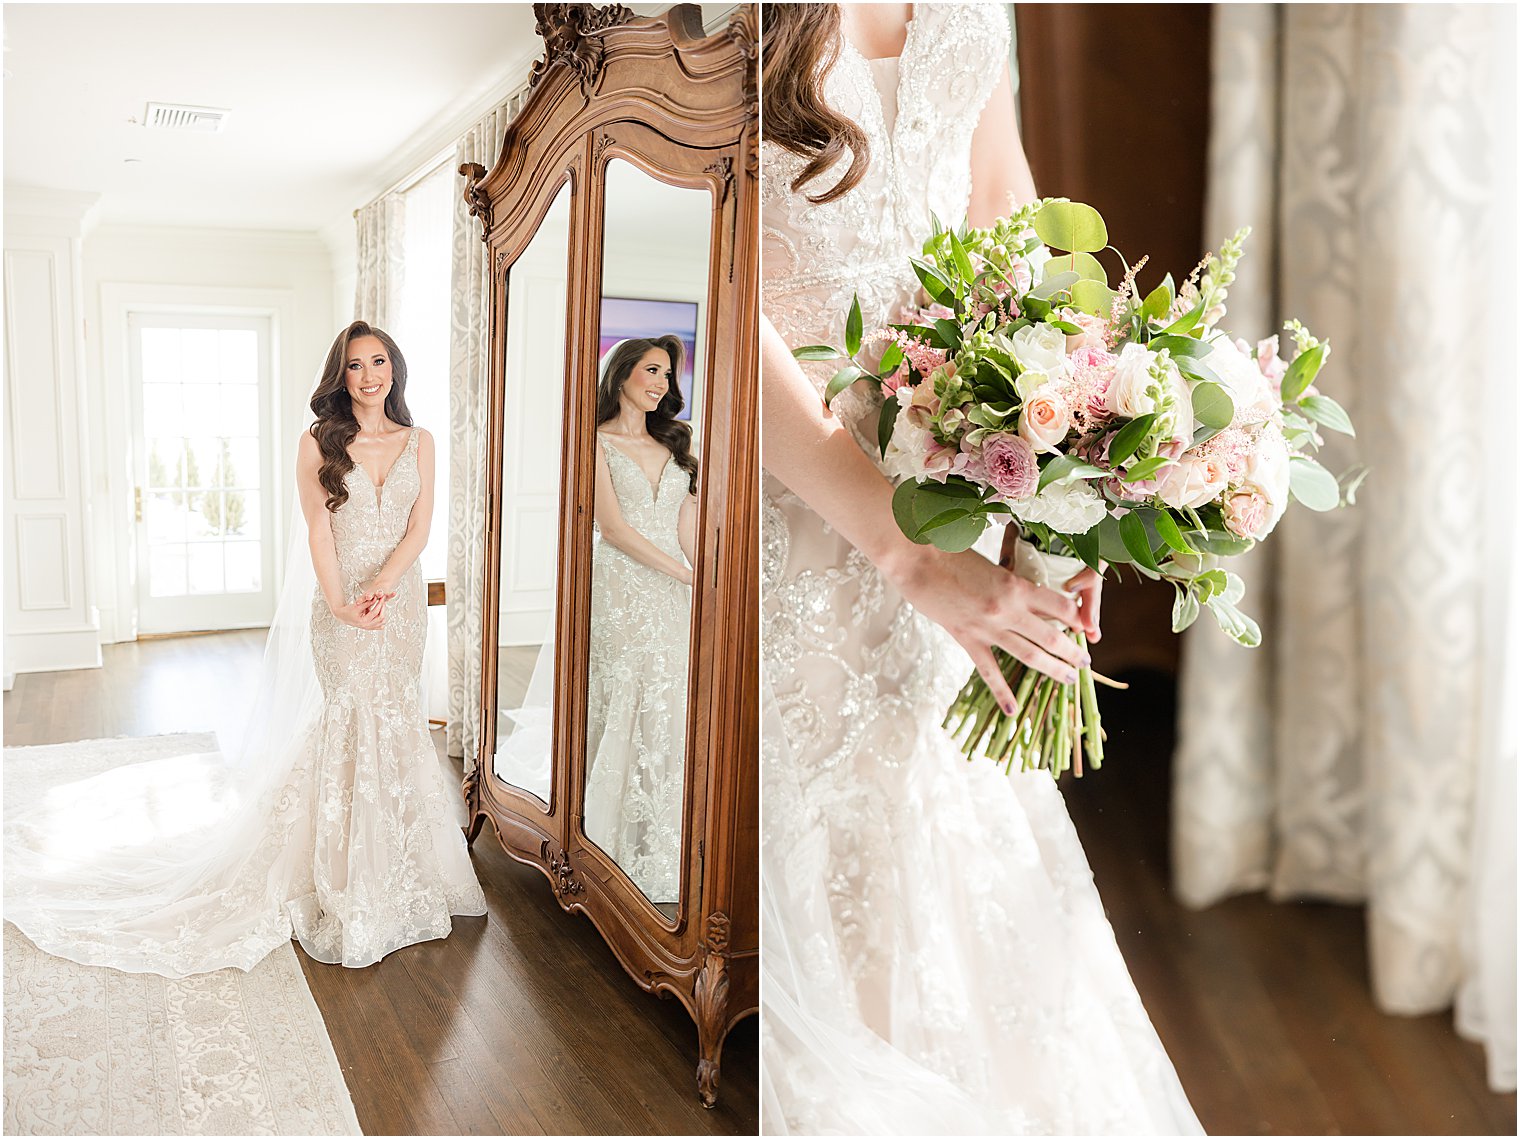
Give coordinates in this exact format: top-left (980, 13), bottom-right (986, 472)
top-left (3, 189), bottom-right (104, 681)
top-left (81, 225), bottom-right (334, 642)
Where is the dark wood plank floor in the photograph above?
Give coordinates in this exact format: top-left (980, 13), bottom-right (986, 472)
top-left (3, 631), bottom-right (759, 1136)
top-left (1064, 670), bottom-right (1517, 1136)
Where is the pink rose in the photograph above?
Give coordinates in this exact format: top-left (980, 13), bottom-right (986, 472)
top-left (981, 433), bottom-right (1040, 501)
top-left (950, 435), bottom-right (988, 484)
top-left (1157, 453), bottom-right (1229, 510)
top-left (1057, 306), bottom-right (1110, 352)
top-left (1223, 486), bottom-right (1271, 539)
top-left (1018, 389), bottom-right (1071, 453)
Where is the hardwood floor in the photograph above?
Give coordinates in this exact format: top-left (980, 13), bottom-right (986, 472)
top-left (8, 634), bottom-right (1514, 1135)
top-left (2, 631), bottom-right (758, 1136)
top-left (1065, 671), bottom-right (1517, 1136)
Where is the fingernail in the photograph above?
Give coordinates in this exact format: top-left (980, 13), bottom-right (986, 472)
top-left (1081, 654), bottom-right (1091, 667)
top-left (1065, 672), bottom-right (1078, 685)
top-left (1002, 701), bottom-right (1015, 715)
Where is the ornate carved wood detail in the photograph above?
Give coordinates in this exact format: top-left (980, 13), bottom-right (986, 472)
top-left (459, 161), bottom-right (493, 240)
top-left (530, 3), bottom-right (636, 94)
top-left (704, 156), bottom-right (737, 281)
top-left (546, 845), bottom-right (584, 898)
top-left (592, 132), bottom-right (618, 166)
top-left (693, 910), bottom-right (732, 1107)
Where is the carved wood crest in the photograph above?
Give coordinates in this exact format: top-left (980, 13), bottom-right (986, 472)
top-left (530, 3), bottom-right (637, 94)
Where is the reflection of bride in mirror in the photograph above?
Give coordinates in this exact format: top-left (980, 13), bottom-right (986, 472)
top-left (583, 335), bottom-right (698, 903)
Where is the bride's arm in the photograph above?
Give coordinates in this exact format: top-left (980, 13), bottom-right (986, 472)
top-left (364, 428), bottom-right (435, 600)
top-left (761, 314), bottom-right (1089, 710)
top-left (297, 431), bottom-right (383, 630)
top-left (968, 63), bottom-right (1037, 225)
top-left (594, 446), bottom-right (694, 586)
top-left (677, 491), bottom-right (699, 567)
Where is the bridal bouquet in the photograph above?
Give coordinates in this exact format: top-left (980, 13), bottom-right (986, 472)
top-left (795, 199), bottom-right (1362, 778)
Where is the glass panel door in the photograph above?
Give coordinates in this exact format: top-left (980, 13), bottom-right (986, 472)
top-left (130, 312), bottom-right (275, 634)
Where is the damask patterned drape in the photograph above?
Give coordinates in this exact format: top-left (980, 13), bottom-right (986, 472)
top-left (445, 91), bottom-right (528, 769)
top-left (1172, 3), bottom-right (1515, 1092)
top-left (352, 194), bottom-right (406, 327)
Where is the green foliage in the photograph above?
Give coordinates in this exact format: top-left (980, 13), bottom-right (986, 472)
top-left (845, 295), bottom-right (863, 356)
top-left (825, 365), bottom-right (864, 405)
top-left (1289, 455), bottom-right (1340, 511)
top-left (1033, 200), bottom-right (1109, 253)
top-left (1190, 382), bottom-right (1235, 430)
top-left (1069, 279), bottom-right (1118, 316)
top-left (1299, 393), bottom-right (1354, 436)
top-left (1279, 342), bottom-right (1324, 404)
top-left (792, 344), bottom-right (841, 361)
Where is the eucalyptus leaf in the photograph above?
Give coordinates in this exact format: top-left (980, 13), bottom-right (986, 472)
top-left (1220, 571), bottom-right (1246, 607)
top-left (1030, 271), bottom-right (1080, 301)
top-left (1042, 251), bottom-right (1108, 285)
top-left (1191, 382), bottom-right (1235, 430)
top-left (845, 295), bottom-right (863, 357)
top-left (1033, 200), bottom-right (1108, 253)
top-left (1070, 279), bottom-right (1118, 317)
top-left (1095, 515), bottom-right (1132, 565)
top-left (1289, 455), bottom-right (1340, 511)
top-left (1299, 393), bottom-right (1355, 436)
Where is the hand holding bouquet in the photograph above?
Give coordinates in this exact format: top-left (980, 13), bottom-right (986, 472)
top-left (796, 199), bottom-right (1363, 778)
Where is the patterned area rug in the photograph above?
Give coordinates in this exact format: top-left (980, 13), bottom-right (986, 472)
top-left (3, 733), bottom-right (361, 1135)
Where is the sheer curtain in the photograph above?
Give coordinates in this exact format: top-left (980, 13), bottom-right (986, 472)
top-left (353, 193), bottom-right (406, 328)
top-left (445, 89), bottom-right (528, 769)
top-left (1172, 3), bottom-right (1516, 1092)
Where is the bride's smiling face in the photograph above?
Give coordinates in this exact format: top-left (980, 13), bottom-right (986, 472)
top-left (345, 335), bottom-right (393, 409)
top-left (620, 347), bottom-right (673, 414)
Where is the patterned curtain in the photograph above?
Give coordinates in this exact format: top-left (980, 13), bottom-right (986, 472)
top-left (353, 194), bottom-right (406, 327)
top-left (445, 90), bottom-right (528, 769)
top-left (1172, 3), bottom-right (1515, 1092)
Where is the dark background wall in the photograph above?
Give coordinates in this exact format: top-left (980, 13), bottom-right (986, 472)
top-left (1014, 2), bottom-right (1214, 676)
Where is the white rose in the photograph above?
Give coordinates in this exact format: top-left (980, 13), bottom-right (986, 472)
top-left (1157, 453), bottom-right (1229, 510)
top-left (1243, 421), bottom-right (1290, 536)
top-left (1011, 479), bottom-right (1107, 535)
top-left (1018, 388), bottom-right (1071, 453)
top-left (1107, 342), bottom-right (1158, 418)
top-left (1009, 322), bottom-right (1068, 377)
top-left (1204, 337), bottom-right (1277, 426)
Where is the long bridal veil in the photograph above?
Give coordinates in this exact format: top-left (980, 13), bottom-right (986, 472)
top-left (4, 445), bottom-right (330, 977)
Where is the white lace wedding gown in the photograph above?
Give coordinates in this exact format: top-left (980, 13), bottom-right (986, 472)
top-left (583, 434), bottom-right (692, 902)
top-left (760, 7), bottom-right (1203, 1133)
top-left (5, 425), bottom-right (487, 976)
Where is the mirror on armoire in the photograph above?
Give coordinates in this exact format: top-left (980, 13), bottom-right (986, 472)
top-left (491, 181), bottom-right (572, 808)
top-left (582, 158), bottom-right (713, 917)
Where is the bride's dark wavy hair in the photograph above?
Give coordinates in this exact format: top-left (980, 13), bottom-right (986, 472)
top-left (309, 321), bottom-right (414, 513)
top-left (596, 336), bottom-right (698, 495)
top-left (762, 3), bottom-right (870, 204)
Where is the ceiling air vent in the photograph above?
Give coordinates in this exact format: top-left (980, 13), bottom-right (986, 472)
top-left (144, 102), bottom-right (229, 133)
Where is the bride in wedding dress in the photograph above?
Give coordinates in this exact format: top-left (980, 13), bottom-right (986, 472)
top-left (583, 336), bottom-right (698, 903)
top-left (760, 5), bottom-right (1202, 1133)
top-left (5, 320), bottom-right (486, 977)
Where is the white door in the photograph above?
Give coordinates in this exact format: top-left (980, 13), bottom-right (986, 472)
top-left (130, 312), bottom-right (276, 634)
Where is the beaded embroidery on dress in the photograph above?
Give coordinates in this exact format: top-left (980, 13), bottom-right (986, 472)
top-left (5, 425), bottom-right (486, 977)
top-left (583, 435), bottom-right (693, 902)
top-left (760, 7), bottom-right (1203, 1133)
